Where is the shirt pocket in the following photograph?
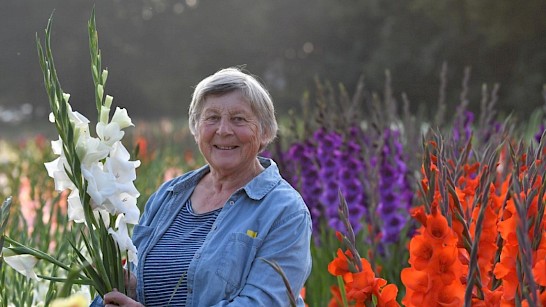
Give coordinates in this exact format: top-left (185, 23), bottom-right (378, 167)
top-left (216, 232), bottom-right (263, 292)
top-left (132, 225), bottom-right (154, 250)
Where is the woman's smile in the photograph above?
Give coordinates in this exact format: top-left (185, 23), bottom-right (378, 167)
top-left (196, 90), bottom-right (262, 176)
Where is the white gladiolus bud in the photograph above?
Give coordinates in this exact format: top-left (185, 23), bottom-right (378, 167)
top-left (97, 84), bottom-right (104, 101)
top-left (104, 95), bottom-right (113, 109)
top-left (62, 92), bottom-right (71, 103)
top-left (101, 69), bottom-right (108, 84)
top-left (49, 112), bottom-right (55, 123)
top-left (100, 105), bottom-right (110, 124)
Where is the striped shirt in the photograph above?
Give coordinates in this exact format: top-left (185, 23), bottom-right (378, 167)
top-left (142, 200), bottom-right (221, 306)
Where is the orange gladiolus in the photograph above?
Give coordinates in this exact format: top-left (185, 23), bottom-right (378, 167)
top-left (328, 248), bottom-right (355, 283)
top-left (376, 284), bottom-right (399, 307)
top-left (406, 139), bottom-right (546, 305)
top-left (424, 205), bottom-right (459, 247)
top-left (328, 285), bottom-right (344, 307)
top-left (436, 277), bottom-right (465, 306)
top-left (408, 235), bottom-right (435, 270)
top-left (328, 248), bottom-right (400, 306)
top-left (403, 200), bottom-right (467, 306)
top-left (534, 232), bottom-right (546, 287)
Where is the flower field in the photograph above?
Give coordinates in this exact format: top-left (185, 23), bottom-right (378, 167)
top-left (2, 72), bottom-right (546, 306)
top-left (1, 12), bottom-right (546, 307)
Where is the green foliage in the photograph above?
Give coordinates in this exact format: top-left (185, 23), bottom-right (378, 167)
top-left (305, 225), bottom-right (339, 306)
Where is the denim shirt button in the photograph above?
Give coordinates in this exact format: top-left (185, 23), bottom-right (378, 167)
top-left (188, 287), bottom-right (192, 293)
top-left (229, 201), bottom-right (234, 205)
top-left (195, 252), bottom-right (200, 259)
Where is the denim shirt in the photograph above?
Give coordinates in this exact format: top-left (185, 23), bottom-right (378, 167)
top-left (129, 157), bottom-right (312, 306)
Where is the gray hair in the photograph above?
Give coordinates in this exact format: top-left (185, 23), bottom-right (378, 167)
top-left (188, 67), bottom-right (278, 152)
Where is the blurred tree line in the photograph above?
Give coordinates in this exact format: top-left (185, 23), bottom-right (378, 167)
top-left (1, 0), bottom-right (545, 124)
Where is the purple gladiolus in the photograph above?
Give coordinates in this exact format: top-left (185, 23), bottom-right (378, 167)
top-left (453, 110), bottom-right (474, 144)
top-left (276, 125), bottom-right (412, 245)
top-left (376, 128), bottom-right (412, 243)
top-left (535, 124), bottom-right (545, 143)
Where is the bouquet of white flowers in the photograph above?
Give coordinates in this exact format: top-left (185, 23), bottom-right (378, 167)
top-left (1, 9), bottom-right (140, 299)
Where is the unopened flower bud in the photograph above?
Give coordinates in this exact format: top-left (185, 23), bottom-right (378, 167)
top-left (105, 95), bottom-right (113, 109)
top-left (97, 84), bottom-right (104, 101)
top-left (100, 105), bottom-right (111, 124)
top-left (102, 69), bottom-right (108, 83)
top-left (62, 92), bottom-right (71, 103)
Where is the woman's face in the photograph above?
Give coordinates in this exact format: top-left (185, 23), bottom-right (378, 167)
top-left (195, 90), bottom-right (263, 175)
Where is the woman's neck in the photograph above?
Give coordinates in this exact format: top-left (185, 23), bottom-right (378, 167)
top-left (207, 159), bottom-right (264, 194)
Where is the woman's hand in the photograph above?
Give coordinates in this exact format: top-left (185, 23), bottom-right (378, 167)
top-left (104, 289), bottom-right (143, 307)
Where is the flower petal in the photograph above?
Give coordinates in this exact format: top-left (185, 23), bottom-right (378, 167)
top-left (111, 107), bottom-right (133, 129)
top-left (108, 214), bottom-right (138, 265)
top-left (67, 189), bottom-right (85, 223)
top-left (2, 249), bottom-right (41, 281)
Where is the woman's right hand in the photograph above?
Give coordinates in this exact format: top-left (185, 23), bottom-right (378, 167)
top-left (104, 289), bottom-right (143, 307)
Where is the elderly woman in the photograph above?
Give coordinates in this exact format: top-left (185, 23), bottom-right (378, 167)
top-left (103, 67), bottom-right (312, 306)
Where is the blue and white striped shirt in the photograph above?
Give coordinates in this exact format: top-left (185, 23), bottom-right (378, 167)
top-left (142, 200), bottom-right (220, 306)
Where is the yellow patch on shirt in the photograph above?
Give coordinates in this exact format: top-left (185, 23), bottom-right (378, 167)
top-left (246, 230), bottom-right (258, 238)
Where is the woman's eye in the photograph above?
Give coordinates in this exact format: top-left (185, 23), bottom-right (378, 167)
top-left (232, 117), bottom-right (245, 122)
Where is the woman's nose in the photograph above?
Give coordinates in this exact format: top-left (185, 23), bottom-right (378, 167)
top-left (216, 117), bottom-right (232, 135)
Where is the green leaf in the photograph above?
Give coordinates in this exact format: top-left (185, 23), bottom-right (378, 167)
top-left (0, 197), bottom-right (13, 272)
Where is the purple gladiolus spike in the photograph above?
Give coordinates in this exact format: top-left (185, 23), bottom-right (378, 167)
top-left (376, 128), bottom-right (412, 244)
top-left (535, 124), bottom-right (545, 143)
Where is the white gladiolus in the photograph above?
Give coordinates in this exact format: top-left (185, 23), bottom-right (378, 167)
top-left (108, 214), bottom-right (138, 265)
top-left (105, 192), bottom-right (140, 224)
top-left (76, 136), bottom-right (111, 167)
top-left (106, 142), bottom-right (141, 184)
top-left (33, 278), bottom-right (53, 307)
top-left (67, 189), bottom-right (85, 223)
top-left (51, 137), bottom-right (63, 155)
top-left (111, 107), bottom-right (133, 129)
top-left (68, 110), bottom-right (90, 128)
top-left (96, 122), bottom-right (125, 146)
top-left (114, 181), bottom-right (140, 199)
top-left (1, 248), bottom-right (41, 281)
top-left (93, 209), bottom-right (111, 229)
top-left (44, 156), bottom-right (75, 192)
top-left (39, 16), bottom-right (141, 296)
top-left (82, 163), bottom-right (117, 208)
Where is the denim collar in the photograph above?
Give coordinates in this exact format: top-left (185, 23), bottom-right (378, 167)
top-left (166, 157), bottom-right (280, 202)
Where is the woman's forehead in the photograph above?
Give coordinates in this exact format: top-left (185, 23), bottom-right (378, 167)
top-left (202, 94), bottom-right (253, 113)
